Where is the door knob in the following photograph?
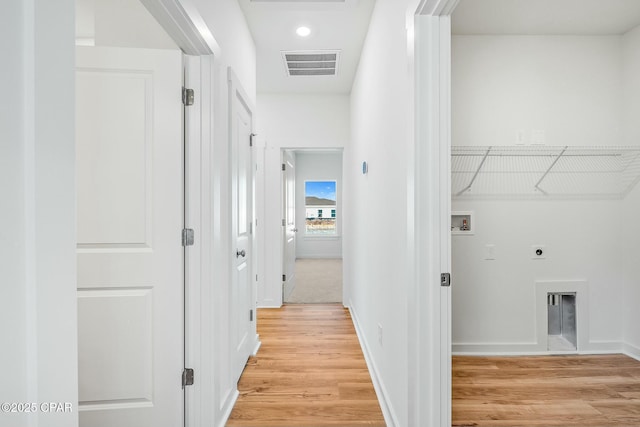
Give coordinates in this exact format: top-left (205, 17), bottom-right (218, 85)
top-left (293, 228), bottom-right (298, 233)
top-left (236, 249), bottom-right (246, 258)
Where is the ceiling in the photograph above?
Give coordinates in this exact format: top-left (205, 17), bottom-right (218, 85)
top-left (452, 0), bottom-right (640, 35)
top-left (238, 0), bottom-right (376, 94)
top-left (240, 0), bottom-right (640, 95)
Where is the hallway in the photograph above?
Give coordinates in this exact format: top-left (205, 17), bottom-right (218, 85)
top-left (227, 304), bottom-right (385, 427)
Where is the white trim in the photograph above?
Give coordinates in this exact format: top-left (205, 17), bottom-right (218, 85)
top-left (217, 389), bottom-right (240, 427)
top-left (623, 342), bottom-right (640, 361)
top-left (416, 0), bottom-right (460, 16)
top-left (412, 11), bottom-right (456, 427)
top-left (140, 0), bottom-right (220, 56)
top-left (184, 53), bottom-right (219, 427)
top-left (349, 304), bottom-right (400, 427)
top-left (184, 53), bottom-right (202, 427)
top-left (453, 341), bottom-right (624, 355)
top-left (257, 301), bottom-right (281, 309)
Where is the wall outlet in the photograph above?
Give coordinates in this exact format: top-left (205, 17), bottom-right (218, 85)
top-left (484, 244), bottom-right (496, 260)
top-left (377, 323), bottom-right (383, 346)
top-left (532, 245), bottom-right (546, 259)
top-left (516, 129), bottom-right (526, 145)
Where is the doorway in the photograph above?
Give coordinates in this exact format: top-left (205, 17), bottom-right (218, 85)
top-left (281, 149), bottom-right (344, 304)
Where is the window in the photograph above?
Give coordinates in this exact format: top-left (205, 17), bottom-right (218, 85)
top-left (305, 181), bottom-right (337, 235)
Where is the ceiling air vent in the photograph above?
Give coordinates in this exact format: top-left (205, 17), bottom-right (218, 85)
top-left (251, 0), bottom-right (345, 3)
top-left (282, 50), bottom-right (340, 77)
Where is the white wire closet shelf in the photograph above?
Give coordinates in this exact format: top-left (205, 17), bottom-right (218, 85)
top-left (452, 146), bottom-right (640, 199)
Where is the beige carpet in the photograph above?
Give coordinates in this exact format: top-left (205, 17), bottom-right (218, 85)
top-left (285, 259), bottom-right (343, 304)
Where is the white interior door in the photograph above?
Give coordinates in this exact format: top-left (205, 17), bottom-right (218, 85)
top-left (282, 151), bottom-right (297, 301)
top-left (229, 69), bottom-right (256, 384)
top-left (76, 46), bottom-right (183, 427)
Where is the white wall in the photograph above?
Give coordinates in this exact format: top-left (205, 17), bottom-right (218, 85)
top-left (192, 0), bottom-right (256, 102)
top-left (346, 0), bottom-right (418, 425)
top-left (92, 0), bottom-right (179, 49)
top-left (451, 35), bottom-right (630, 354)
top-left (295, 152), bottom-right (343, 259)
top-left (451, 200), bottom-right (624, 352)
top-left (622, 24), bottom-right (640, 359)
top-left (256, 94), bottom-right (349, 307)
top-left (452, 35), bottom-right (622, 147)
top-left (0, 1), bottom-right (78, 426)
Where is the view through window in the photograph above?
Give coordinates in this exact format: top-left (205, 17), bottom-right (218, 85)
top-left (305, 181), bottom-right (337, 235)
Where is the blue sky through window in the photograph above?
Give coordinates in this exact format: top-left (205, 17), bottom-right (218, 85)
top-left (305, 181), bottom-right (336, 201)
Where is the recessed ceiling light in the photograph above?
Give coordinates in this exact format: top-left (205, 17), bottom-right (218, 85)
top-left (296, 26), bottom-right (311, 37)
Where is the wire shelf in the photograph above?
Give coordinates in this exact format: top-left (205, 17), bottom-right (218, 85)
top-left (452, 146), bottom-right (640, 199)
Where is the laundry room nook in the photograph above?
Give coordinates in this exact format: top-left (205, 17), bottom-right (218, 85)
top-left (449, 5), bottom-right (640, 358)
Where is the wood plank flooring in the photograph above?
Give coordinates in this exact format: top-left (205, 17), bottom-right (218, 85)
top-left (453, 354), bottom-right (640, 427)
top-left (227, 304), bottom-right (385, 427)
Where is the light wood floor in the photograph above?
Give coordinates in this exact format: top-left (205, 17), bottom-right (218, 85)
top-left (227, 304), bottom-right (385, 427)
top-left (453, 354), bottom-right (640, 427)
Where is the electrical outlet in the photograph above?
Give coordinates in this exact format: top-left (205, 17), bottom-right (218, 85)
top-left (377, 323), bottom-right (383, 346)
top-left (516, 129), bottom-right (526, 145)
top-left (484, 244), bottom-right (496, 260)
top-left (532, 245), bottom-right (546, 259)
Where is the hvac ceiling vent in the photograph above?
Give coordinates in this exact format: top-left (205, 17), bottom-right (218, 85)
top-left (252, 1), bottom-right (345, 3)
top-left (282, 50), bottom-right (340, 77)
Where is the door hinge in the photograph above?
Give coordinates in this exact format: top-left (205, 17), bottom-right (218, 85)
top-left (282, 219), bottom-right (286, 226)
top-left (441, 272), bottom-right (451, 287)
top-left (282, 274), bottom-right (286, 282)
top-left (249, 222), bottom-right (253, 235)
top-left (250, 309), bottom-right (254, 322)
top-left (250, 133), bottom-right (256, 147)
top-left (182, 368), bottom-right (194, 388)
top-left (182, 228), bottom-right (195, 246)
top-left (182, 87), bottom-right (194, 106)
top-left (282, 163), bottom-right (286, 171)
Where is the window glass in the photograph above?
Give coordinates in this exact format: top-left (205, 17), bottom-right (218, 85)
top-left (305, 181), bottom-right (337, 235)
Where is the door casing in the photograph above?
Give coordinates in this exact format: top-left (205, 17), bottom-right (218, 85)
top-left (282, 150), bottom-right (297, 302)
top-left (411, 1), bottom-right (459, 426)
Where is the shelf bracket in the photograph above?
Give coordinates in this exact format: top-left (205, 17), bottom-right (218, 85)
top-left (456, 146), bottom-right (491, 196)
top-left (534, 145), bottom-right (568, 195)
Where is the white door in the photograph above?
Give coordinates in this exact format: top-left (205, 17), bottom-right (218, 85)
top-left (76, 46), bottom-right (184, 427)
top-left (229, 70), bottom-right (256, 384)
top-left (282, 151), bottom-right (297, 301)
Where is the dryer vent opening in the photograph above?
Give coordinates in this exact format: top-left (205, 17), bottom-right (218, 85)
top-left (547, 292), bottom-right (577, 352)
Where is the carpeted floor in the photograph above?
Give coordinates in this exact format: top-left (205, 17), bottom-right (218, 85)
top-left (285, 258), bottom-right (343, 303)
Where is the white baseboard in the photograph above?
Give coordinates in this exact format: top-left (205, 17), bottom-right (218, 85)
top-left (453, 342), bottom-right (540, 355)
top-left (623, 342), bottom-right (640, 361)
top-left (257, 302), bottom-right (282, 309)
top-left (349, 303), bottom-right (400, 427)
top-left (296, 254), bottom-right (343, 259)
top-left (252, 335), bottom-right (262, 356)
top-left (217, 389), bottom-right (239, 427)
top-left (584, 340), bottom-right (623, 353)
top-left (453, 340), bottom-right (623, 356)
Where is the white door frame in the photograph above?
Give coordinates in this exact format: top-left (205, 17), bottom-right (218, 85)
top-left (411, 1), bottom-right (459, 426)
top-left (281, 149), bottom-right (297, 302)
top-left (138, 1), bottom-right (219, 426)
